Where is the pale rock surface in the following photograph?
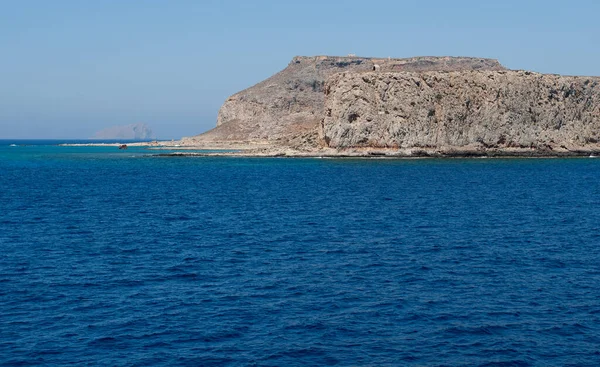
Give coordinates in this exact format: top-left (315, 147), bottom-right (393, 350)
top-left (190, 56), bottom-right (504, 144)
top-left (321, 71), bottom-right (600, 152)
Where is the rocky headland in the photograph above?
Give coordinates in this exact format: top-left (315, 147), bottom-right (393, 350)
top-left (166, 56), bottom-right (600, 157)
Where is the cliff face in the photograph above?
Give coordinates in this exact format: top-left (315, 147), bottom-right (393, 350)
top-left (321, 71), bottom-right (600, 151)
top-left (191, 56), bottom-right (505, 144)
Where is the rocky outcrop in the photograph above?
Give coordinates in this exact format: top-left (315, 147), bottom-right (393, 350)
top-left (185, 55), bottom-right (600, 156)
top-left (93, 123), bottom-right (155, 140)
top-left (321, 70), bottom-right (600, 152)
top-left (190, 56), bottom-right (505, 144)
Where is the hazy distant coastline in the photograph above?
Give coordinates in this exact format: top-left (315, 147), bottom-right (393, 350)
top-left (92, 123), bottom-right (155, 140)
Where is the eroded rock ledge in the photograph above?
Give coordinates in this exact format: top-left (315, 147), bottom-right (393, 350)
top-left (320, 70), bottom-right (600, 152)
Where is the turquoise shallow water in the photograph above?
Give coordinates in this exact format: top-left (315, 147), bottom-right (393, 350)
top-left (1, 141), bottom-right (600, 366)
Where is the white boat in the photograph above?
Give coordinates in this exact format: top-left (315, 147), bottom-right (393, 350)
top-left (9, 144), bottom-right (17, 147)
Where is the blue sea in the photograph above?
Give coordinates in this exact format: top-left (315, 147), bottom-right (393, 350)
top-left (1, 140), bottom-right (600, 366)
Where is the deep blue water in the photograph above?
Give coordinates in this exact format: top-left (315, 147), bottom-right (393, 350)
top-left (1, 142), bottom-right (600, 366)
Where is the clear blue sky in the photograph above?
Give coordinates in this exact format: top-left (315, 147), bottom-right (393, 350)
top-left (1, 0), bottom-right (599, 139)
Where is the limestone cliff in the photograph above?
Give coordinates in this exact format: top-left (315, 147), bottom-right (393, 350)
top-left (321, 71), bottom-right (600, 152)
top-left (190, 56), bottom-right (505, 144)
top-left (187, 55), bottom-right (600, 156)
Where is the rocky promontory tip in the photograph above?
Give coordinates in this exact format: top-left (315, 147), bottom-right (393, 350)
top-left (182, 55), bottom-right (600, 157)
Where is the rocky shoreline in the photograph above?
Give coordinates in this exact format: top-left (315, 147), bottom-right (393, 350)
top-left (61, 140), bottom-right (600, 158)
top-left (152, 146), bottom-right (600, 158)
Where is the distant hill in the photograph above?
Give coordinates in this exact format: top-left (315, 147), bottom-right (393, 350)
top-left (92, 123), bottom-right (155, 140)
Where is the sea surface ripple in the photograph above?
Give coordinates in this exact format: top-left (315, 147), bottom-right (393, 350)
top-left (1, 143), bottom-right (600, 366)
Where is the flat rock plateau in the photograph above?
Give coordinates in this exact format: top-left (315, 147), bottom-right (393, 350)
top-left (145, 56), bottom-right (600, 157)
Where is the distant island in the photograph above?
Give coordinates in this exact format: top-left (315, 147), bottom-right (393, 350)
top-left (92, 123), bottom-right (154, 140)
